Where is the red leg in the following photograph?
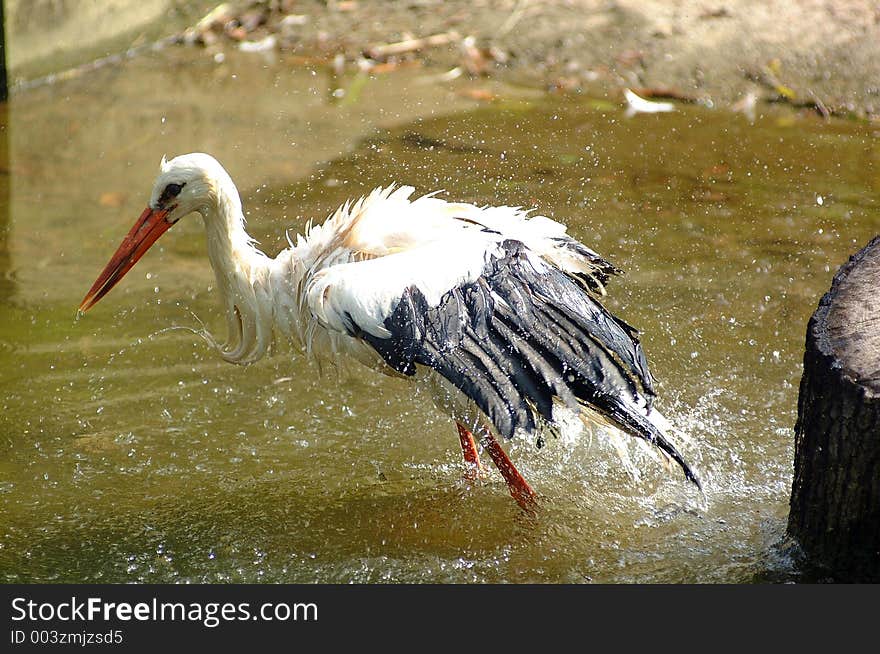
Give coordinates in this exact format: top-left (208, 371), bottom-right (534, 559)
top-left (480, 431), bottom-right (538, 510)
top-left (456, 422), bottom-right (486, 479)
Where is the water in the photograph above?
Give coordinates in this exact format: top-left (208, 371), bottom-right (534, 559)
top-left (1, 47), bottom-right (878, 583)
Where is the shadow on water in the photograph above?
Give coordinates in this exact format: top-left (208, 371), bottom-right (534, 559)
top-left (0, 46), bottom-right (878, 583)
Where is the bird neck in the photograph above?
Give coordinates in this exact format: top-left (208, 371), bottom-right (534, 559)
top-left (200, 185), bottom-right (274, 365)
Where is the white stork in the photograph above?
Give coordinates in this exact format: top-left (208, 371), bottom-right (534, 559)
top-left (79, 153), bottom-right (700, 509)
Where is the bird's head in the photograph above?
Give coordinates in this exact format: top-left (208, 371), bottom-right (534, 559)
top-left (78, 153), bottom-right (233, 313)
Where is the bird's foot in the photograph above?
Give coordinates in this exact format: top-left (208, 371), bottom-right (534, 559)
top-left (457, 422), bottom-right (488, 481)
top-left (479, 432), bottom-right (538, 512)
top-left (456, 422), bottom-right (538, 511)
top-left (462, 460), bottom-right (490, 482)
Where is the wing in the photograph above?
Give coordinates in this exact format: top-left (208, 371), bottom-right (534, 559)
top-left (305, 230), bottom-right (698, 486)
top-left (318, 185), bottom-right (622, 295)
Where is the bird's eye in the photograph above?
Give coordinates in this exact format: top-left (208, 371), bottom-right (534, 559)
top-left (159, 182), bottom-right (185, 207)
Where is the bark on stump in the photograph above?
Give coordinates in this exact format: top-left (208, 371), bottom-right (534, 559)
top-left (788, 236), bottom-right (880, 581)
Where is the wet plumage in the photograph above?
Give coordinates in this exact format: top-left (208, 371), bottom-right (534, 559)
top-left (80, 152), bottom-right (700, 508)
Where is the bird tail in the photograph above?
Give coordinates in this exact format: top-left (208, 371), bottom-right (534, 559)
top-left (544, 390), bottom-right (700, 490)
top-left (601, 398), bottom-right (702, 490)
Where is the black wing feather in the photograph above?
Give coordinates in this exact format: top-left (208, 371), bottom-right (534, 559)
top-left (351, 239), bottom-right (698, 487)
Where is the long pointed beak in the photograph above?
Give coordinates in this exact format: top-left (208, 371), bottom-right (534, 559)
top-left (78, 206), bottom-right (174, 313)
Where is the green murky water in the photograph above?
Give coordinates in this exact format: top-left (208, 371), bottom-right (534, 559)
top-left (1, 47), bottom-right (878, 583)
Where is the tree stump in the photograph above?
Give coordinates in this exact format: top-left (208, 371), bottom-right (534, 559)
top-left (788, 236), bottom-right (880, 581)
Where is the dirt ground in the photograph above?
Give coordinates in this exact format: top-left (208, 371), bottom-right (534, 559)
top-left (182, 0), bottom-right (880, 119)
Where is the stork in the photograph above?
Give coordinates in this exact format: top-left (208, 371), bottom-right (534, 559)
top-left (79, 153), bottom-right (700, 509)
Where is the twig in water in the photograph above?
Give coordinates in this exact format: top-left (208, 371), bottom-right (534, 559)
top-left (364, 31), bottom-right (461, 60)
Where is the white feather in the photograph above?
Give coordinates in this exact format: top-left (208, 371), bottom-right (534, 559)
top-left (121, 153), bottom-right (696, 495)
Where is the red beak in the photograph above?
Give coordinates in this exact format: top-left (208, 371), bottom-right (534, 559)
top-left (78, 206), bottom-right (175, 313)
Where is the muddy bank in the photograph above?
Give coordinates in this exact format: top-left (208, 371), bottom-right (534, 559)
top-left (9, 1), bottom-right (879, 119)
top-left (172, 0), bottom-right (880, 119)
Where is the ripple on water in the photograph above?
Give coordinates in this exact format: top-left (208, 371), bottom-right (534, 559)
top-left (1, 53), bottom-right (873, 582)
